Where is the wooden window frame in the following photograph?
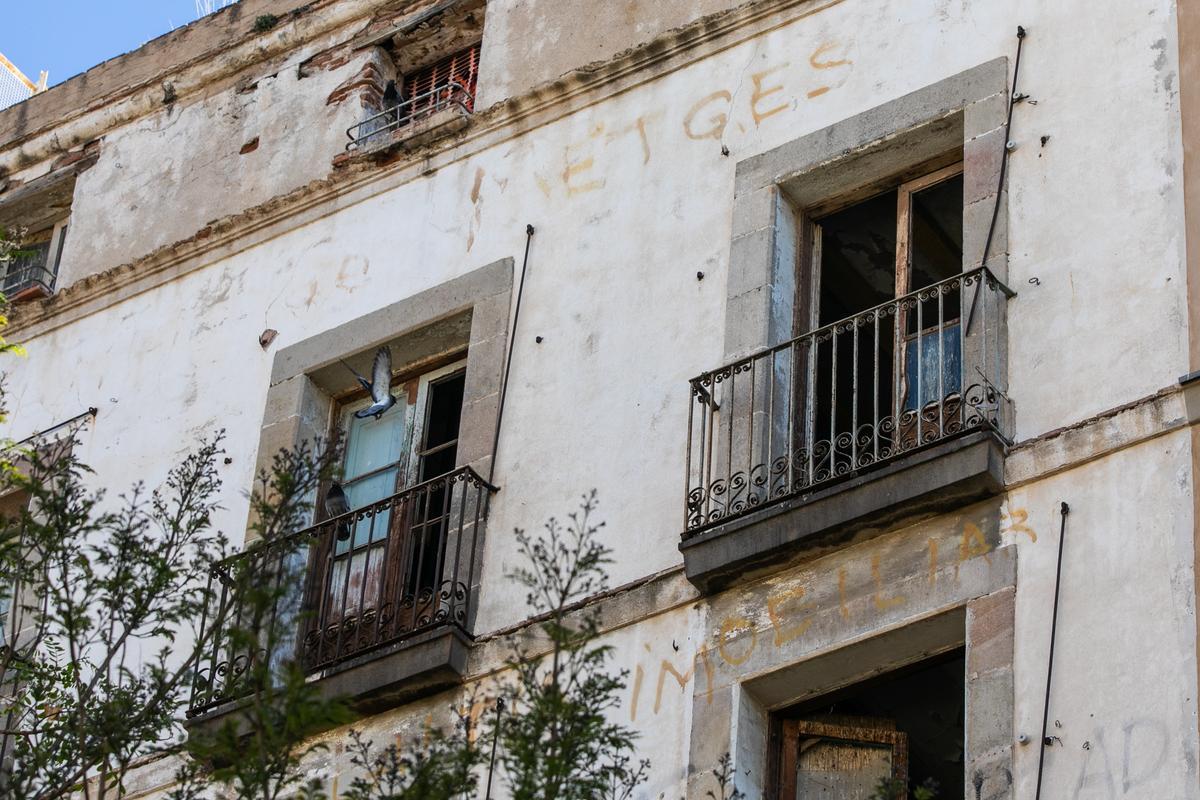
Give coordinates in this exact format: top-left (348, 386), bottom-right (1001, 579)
top-left (324, 350), bottom-right (467, 503)
top-left (800, 160), bottom-right (964, 334)
top-left (332, 359), bottom-right (464, 499)
top-left (792, 161), bottom-right (964, 448)
top-left (299, 353), bottom-right (468, 667)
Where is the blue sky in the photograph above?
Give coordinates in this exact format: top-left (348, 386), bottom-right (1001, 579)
top-left (5, 2), bottom-right (221, 87)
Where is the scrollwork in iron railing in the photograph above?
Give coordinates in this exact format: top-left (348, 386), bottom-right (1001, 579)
top-left (188, 466), bottom-right (495, 716)
top-left (684, 267), bottom-right (1013, 534)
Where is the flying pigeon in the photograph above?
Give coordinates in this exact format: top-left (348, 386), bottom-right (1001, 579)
top-left (341, 347), bottom-right (398, 420)
top-left (324, 481), bottom-right (352, 541)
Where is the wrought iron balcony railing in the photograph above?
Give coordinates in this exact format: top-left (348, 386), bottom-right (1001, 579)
top-left (685, 267), bottom-right (1014, 535)
top-left (188, 466), bottom-right (495, 717)
top-left (2, 242), bottom-right (56, 300)
top-left (345, 80), bottom-right (474, 151)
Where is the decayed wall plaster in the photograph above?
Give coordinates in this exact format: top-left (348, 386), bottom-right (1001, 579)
top-left (1, 0), bottom-right (1196, 797)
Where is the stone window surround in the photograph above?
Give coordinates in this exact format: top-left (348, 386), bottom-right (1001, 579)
top-left (723, 57), bottom-right (1011, 361)
top-left (686, 541), bottom-right (1017, 800)
top-left (252, 256), bottom-right (513, 626)
top-left (684, 60), bottom-right (1017, 798)
top-left (678, 58), bottom-right (1014, 587)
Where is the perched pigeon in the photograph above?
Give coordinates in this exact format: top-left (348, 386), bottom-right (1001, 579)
top-left (342, 347), bottom-right (398, 420)
top-left (324, 482), bottom-right (352, 541)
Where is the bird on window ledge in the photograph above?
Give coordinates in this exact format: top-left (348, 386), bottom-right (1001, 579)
top-left (324, 482), bottom-right (352, 541)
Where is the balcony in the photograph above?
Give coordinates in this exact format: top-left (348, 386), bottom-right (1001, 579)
top-left (681, 268), bottom-right (1013, 591)
top-left (2, 241), bottom-right (57, 302)
top-left (346, 79), bottom-right (475, 153)
top-left (187, 466), bottom-right (495, 721)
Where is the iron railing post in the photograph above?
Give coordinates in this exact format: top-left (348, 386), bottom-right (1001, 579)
top-left (683, 267), bottom-right (1011, 536)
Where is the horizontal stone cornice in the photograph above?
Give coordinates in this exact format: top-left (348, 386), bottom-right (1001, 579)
top-left (6, 0), bottom-right (847, 339)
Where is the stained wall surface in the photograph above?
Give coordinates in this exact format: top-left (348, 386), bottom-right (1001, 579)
top-left (0, 0), bottom-right (1194, 797)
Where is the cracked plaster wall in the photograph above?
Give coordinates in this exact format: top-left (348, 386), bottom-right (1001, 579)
top-left (0, 0), bottom-right (1196, 798)
top-left (56, 46), bottom-right (376, 286)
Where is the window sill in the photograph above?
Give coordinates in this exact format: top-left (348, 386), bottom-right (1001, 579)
top-left (678, 430), bottom-right (1006, 594)
top-left (184, 624), bottom-right (471, 742)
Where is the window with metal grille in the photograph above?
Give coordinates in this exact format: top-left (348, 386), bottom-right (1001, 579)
top-left (402, 42), bottom-right (480, 116)
top-left (2, 219), bottom-right (67, 303)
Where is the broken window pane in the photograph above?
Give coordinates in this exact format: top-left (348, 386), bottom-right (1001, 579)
top-left (817, 189), bottom-right (898, 325)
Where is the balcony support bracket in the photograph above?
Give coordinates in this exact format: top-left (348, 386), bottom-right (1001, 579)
top-left (680, 431), bottom-right (1006, 594)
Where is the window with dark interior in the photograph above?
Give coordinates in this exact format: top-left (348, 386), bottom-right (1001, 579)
top-left (771, 651), bottom-right (965, 799)
top-left (302, 360), bottom-right (467, 668)
top-left (685, 161), bottom-right (985, 532)
top-left (802, 163), bottom-right (965, 475)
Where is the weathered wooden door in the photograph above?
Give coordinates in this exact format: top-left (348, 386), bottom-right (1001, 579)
top-left (777, 717), bottom-right (908, 799)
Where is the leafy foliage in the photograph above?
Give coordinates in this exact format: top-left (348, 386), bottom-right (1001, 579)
top-left (869, 776), bottom-right (940, 800)
top-left (705, 752), bottom-right (744, 800)
top-left (341, 717), bottom-right (481, 800)
top-left (0, 227), bottom-right (30, 364)
top-left (171, 441), bottom-right (354, 800)
top-left (493, 490), bottom-right (648, 800)
top-left (0, 271), bottom-right (353, 799)
top-left (0, 435), bottom-right (229, 799)
top-left (0, 226), bottom-right (29, 266)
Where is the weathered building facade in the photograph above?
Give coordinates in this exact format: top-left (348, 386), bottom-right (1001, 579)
top-left (2, 0), bottom-right (1200, 796)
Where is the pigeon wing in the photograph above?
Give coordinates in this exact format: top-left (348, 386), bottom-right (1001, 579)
top-left (370, 347), bottom-right (393, 404)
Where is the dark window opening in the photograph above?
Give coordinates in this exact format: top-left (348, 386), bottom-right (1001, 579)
top-left (418, 370), bottom-right (466, 481)
top-left (817, 189), bottom-right (898, 326)
top-left (772, 650), bottom-right (965, 799)
top-left (410, 369), bottom-right (466, 591)
top-left (807, 167), bottom-right (963, 473)
top-left (684, 157), bottom-right (1012, 536)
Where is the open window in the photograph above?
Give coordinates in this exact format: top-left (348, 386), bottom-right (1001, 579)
top-left (2, 218), bottom-right (68, 303)
top-left (302, 359), bottom-right (468, 668)
top-left (802, 162), bottom-right (964, 474)
top-left (188, 266), bottom-right (510, 720)
top-left (346, 0), bottom-right (485, 150)
top-left (770, 651), bottom-right (965, 799)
